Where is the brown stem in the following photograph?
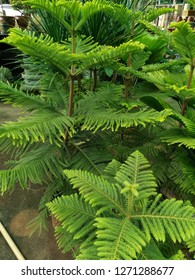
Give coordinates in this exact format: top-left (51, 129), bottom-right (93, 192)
top-left (181, 100), bottom-right (187, 117)
top-left (111, 72), bottom-right (117, 83)
top-left (123, 78), bottom-right (129, 99)
top-left (91, 68), bottom-right (97, 91)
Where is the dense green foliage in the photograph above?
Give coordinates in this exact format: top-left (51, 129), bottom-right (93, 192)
top-left (48, 150), bottom-right (195, 259)
top-left (0, 0), bottom-right (194, 259)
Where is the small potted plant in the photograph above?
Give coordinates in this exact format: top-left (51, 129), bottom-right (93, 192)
top-left (0, 0), bottom-right (15, 35)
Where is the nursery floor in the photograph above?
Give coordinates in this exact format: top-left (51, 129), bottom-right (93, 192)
top-left (0, 103), bottom-right (72, 260)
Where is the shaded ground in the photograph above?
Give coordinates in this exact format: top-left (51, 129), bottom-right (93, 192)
top-left (0, 103), bottom-right (72, 260)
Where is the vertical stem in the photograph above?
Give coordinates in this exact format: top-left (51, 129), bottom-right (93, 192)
top-left (91, 68), bottom-right (97, 91)
top-left (111, 72), bottom-right (117, 83)
top-left (123, 78), bottom-right (129, 99)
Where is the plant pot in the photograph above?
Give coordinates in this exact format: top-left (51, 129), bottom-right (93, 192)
top-left (15, 15), bottom-right (29, 29)
top-left (0, 16), bottom-right (15, 35)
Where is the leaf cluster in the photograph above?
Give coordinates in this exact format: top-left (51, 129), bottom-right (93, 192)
top-left (48, 151), bottom-right (195, 259)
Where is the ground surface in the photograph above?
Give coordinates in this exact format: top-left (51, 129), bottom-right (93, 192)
top-left (0, 103), bottom-right (72, 260)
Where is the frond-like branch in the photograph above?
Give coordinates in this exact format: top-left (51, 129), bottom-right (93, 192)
top-left (77, 40), bottom-right (145, 73)
top-left (80, 107), bottom-right (172, 132)
top-left (64, 169), bottom-right (126, 215)
top-left (134, 194), bottom-right (195, 243)
top-left (186, 237), bottom-right (195, 256)
top-left (69, 139), bottom-right (112, 175)
top-left (115, 150), bottom-right (157, 201)
top-left (95, 217), bottom-right (147, 259)
top-left (0, 109), bottom-right (74, 146)
top-left (142, 7), bottom-right (174, 23)
top-left (54, 226), bottom-right (78, 256)
top-left (170, 21), bottom-right (195, 64)
top-left (76, 233), bottom-right (98, 260)
top-left (73, 0), bottom-right (117, 31)
top-left (0, 144), bottom-right (66, 193)
top-left (48, 150), bottom-right (195, 259)
top-left (169, 151), bottom-right (195, 195)
top-left (2, 29), bottom-right (72, 75)
top-left (103, 159), bottom-right (121, 182)
top-left (23, 0), bottom-right (71, 31)
top-left (76, 85), bottom-right (172, 132)
top-left (161, 128), bottom-right (195, 149)
top-left (27, 176), bottom-right (72, 235)
top-left (0, 66), bottom-right (13, 83)
top-left (47, 193), bottom-right (96, 240)
top-left (0, 81), bottom-right (53, 112)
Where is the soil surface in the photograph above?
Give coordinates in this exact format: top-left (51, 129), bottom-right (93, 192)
top-left (0, 103), bottom-right (72, 260)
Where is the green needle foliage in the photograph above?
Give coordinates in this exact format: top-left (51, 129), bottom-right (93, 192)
top-left (0, 0), bottom-right (194, 259)
top-left (0, 0), bottom-right (171, 192)
top-left (48, 150), bottom-right (195, 260)
top-left (117, 21), bottom-right (195, 209)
